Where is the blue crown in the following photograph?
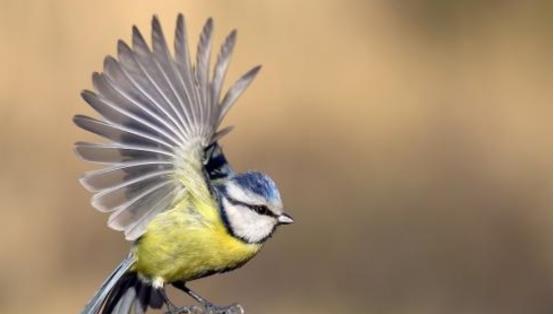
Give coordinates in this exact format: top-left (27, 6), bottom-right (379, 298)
top-left (232, 171), bottom-right (280, 202)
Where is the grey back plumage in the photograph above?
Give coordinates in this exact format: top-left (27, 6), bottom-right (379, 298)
top-left (74, 14), bottom-right (260, 240)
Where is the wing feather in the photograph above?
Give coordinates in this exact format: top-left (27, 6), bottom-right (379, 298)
top-left (75, 142), bottom-right (175, 161)
top-left (103, 55), bottom-right (183, 135)
top-left (129, 29), bottom-right (190, 139)
top-left (73, 115), bottom-right (174, 150)
top-left (93, 71), bottom-right (187, 144)
top-left (151, 16), bottom-right (195, 132)
top-left (219, 65), bottom-right (262, 125)
top-left (91, 170), bottom-right (174, 212)
top-left (212, 30), bottom-right (236, 111)
top-left (116, 185), bottom-right (179, 240)
top-left (80, 161), bottom-right (173, 192)
top-left (134, 22), bottom-right (192, 137)
top-left (195, 18), bottom-right (214, 128)
top-left (107, 182), bottom-right (176, 230)
top-left (75, 15), bottom-right (261, 240)
top-left (81, 90), bottom-right (182, 147)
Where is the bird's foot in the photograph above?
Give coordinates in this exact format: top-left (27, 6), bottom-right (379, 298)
top-left (169, 282), bottom-right (245, 314)
top-left (165, 303), bottom-right (243, 314)
top-left (202, 303), bottom-right (244, 314)
top-left (165, 304), bottom-right (204, 314)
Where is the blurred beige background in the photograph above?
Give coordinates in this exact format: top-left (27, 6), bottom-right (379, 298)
top-left (0, 0), bottom-right (550, 313)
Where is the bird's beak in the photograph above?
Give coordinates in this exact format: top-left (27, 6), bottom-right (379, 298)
top-left (277, 213), bottom-right (294, 225)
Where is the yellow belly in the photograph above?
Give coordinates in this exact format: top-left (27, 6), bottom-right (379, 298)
top-left (133, 203), bottom-right (261, 283)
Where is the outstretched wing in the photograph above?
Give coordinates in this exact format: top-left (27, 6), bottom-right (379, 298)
top-left (74, 14), bottom-right (260, 241)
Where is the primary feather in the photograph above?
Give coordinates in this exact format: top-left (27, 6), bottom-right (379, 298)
top-left (75, 14), bottom-right (261, 240)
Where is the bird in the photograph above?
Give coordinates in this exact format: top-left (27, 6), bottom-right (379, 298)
top-left (74, 14), bottom-right (293, 314)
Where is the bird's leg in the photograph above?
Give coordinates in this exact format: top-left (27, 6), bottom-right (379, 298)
top-left (173, 282), bottom-right (244, 314)
top-left (160, 287), bottom-right (202, 314)
top-left (160, 288), bottom-right (180, 313)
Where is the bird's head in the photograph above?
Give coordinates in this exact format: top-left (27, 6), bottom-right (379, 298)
top-left (216, 171), bottom-right (293, 243)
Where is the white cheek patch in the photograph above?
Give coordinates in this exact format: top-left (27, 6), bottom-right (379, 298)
top-left (223, 198), bottom-right (276, 243)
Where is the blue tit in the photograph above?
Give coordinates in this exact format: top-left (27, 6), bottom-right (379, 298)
top-left (75, 14), bottom-right (293, 314)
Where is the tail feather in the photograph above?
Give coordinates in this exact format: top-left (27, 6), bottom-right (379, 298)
top-left (81, 255), bottom-right (163, 314)
top-left (81, 255), bottom-right (135, 314)
top-left (111, 286), bottom-right (135, 314)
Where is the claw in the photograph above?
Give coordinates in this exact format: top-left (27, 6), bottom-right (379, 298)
top-left (165, 301), bottom-right (244, 314)
top-left (203, 303), bottom-right (244, 314)
top-left (165, 304), bottom-right (203, 314)
top-left (170, 282), bottom-right (245, 314)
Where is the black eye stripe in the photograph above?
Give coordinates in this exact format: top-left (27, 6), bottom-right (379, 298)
top-left (250, 204), bottom-right (272, 216)
top-left (225, 196), bottom-right (276, 217)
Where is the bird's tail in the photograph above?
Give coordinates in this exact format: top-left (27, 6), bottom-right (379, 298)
top-left (81, 254), bottom-right (163, 314)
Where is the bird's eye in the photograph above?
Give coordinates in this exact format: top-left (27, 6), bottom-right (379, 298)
top-left (251, 205), bottom-right (272, 217)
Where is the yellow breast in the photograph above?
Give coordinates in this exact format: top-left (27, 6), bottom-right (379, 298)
top-left (133, 198), bottom-right (261, 283)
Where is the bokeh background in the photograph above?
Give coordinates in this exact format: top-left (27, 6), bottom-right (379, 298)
top-left (0, 1), bottom-right (551, 313)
